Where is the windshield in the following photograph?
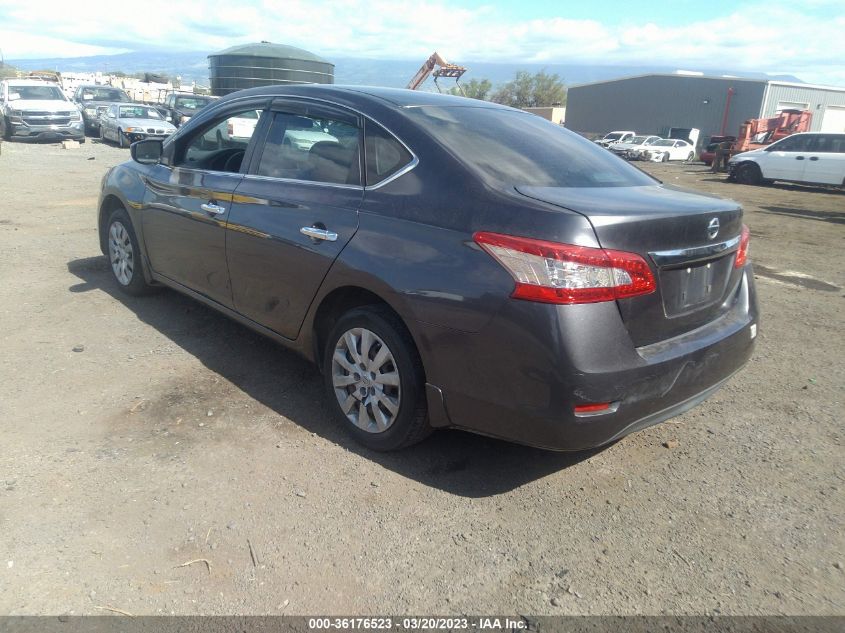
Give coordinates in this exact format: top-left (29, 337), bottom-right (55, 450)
top-left (175, 96), bottom-right (211, 110)
top-left (630, 136), bottom-right (651, 144)
top-left (8, 85), bottom-right (65, 101)
top-left (79, 87), bottom-right (130, 102)
top-left (119, 105), bottom-right (162, 119)
top-left (408, 107), bottom-right (655, 188)
top-left (604, 132), bottom-right (624, 140)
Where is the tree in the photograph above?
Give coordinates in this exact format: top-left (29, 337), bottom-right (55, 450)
top-left (448, 78), bottom-right (492, 101)
top-left (491, 71), bottom-right (567, 108)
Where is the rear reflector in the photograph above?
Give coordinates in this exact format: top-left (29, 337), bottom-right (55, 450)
top-left (473, 232), bottom-right (656, 304)
top-left (734, 224), bottom-right (750, 268)
top-left (574, 402), bottom-right (611, 414)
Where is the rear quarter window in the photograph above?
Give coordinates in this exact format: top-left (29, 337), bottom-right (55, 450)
top-left (364, 122), bottom-right (413, 186)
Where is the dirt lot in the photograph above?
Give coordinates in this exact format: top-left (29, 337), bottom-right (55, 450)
top-left (0, 139), bottom-right (843, 616)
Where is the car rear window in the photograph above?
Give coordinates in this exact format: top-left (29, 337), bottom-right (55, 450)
top-left (406, 107), bottom-right (655, 188)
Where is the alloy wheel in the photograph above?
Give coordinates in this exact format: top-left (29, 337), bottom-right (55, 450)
top-left (331, 327), bottom-right (401, 433)
top-left (108, 221), bottom-right (134, 286)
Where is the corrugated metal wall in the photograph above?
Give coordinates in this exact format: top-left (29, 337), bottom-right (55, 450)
top-left (761, 84), bottom-right (845, 132)
top-left (566, 75), bottom-right (767, 141)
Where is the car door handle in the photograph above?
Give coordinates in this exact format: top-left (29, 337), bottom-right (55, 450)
top-left (300, 226), bottom-right (338, 242)
top-left (795, 156), bottom-right (805, 160)
top-left (200, 202), bottom-right (226, 215)
top-left (809, 156), bottom-right (819, 161)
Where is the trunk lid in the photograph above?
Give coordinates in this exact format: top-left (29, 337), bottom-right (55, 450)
top-left (516, 184), bottom-right (745, 346)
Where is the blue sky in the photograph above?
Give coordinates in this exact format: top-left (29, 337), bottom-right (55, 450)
top-left (1, 0), bottom-right (844, 85)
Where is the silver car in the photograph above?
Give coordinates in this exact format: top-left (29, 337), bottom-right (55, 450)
top-left (99, 103), bottom-right (176, 147)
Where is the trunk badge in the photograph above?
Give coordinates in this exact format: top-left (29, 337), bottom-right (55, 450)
top-left (707, 218), bottom-right (720, 240)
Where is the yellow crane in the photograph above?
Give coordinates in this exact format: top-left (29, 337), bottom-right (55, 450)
top-left (406, 52), bottom-right (467, 93)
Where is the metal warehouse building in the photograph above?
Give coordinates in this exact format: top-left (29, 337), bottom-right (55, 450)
top-left (565, 73), bottom-right (845, 140)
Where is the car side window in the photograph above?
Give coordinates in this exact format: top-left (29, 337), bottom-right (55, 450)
top-left (174, 108), bottom-right (265, 173)
top-left (364, 122), bottom-right (413, 186)
top-left (810, 134), bottom-right (845, 153)
top-left (769, 135), bottom-right (808, 152)
top-left (254, 112), bottom-right (361, 186)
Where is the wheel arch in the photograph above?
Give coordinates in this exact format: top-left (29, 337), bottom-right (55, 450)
top-left (310, 286), bottom-right (424, 377)
top-left (98, 194), bottom-right (127, 255)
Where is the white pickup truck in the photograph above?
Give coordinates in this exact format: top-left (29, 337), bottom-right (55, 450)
top-left (1, 79), bottom-right (85, 142)
top-left (594, 130), bottom-right (637, 148)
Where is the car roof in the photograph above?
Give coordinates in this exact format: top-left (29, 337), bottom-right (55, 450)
top-left (3, 79), bottom-right (62, 86)
top-left (213, 84), bottom-right (512, 112)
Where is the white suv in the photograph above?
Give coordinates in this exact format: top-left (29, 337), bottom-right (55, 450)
top-left (728, 132), bottom-right (845, 187)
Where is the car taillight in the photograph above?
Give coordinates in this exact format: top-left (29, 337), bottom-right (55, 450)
top-left (473, 232), bottom-right (656, 305)
top-left (734, 224), bottom-right (750, 268)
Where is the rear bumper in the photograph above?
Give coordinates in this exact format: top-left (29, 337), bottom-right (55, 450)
top-left (420, 266), bottom-right (759, 451)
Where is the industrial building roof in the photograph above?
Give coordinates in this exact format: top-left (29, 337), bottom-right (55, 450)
top-left (209, 42), bottom-right (331, 65)
top-left (569, 72), bottom-right (845, 93)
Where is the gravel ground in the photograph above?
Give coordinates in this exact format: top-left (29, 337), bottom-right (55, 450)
top-left (0, 139), bottom-right (843, 616)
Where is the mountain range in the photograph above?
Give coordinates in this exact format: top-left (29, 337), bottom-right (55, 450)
top-left (6, 50), bottom-right (804, 88)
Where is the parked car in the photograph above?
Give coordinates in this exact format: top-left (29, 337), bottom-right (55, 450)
top-left (728, 132), bottom-right (845, 187)
top-left (0, 79), bottom-right (84, 142)
top-left (610, 135), bottom-right (661, 159)
top-left (99, 103), bottom-right (176, 147)
top-left (71, 85), bottom-right (133, 135)
top-left (97, 85), bottom-right (758, 452)
top-left (594, 130), bottom-right (637, 148)
top-left (162, 93), bottom-right (215, 127)
top-left (700, 136), bottom-right (737, 166)
top-left (636, 138), bottom-right (697, 162)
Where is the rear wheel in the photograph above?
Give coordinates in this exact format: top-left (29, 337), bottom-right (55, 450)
top-left (736, 163), bottom-right (762, 186)
top-left (106, 209), bottom-right (154, 295)
top-left (323, 306), bottom-right (431, 451)
top-left (687, 151), bottom-right (695, 162)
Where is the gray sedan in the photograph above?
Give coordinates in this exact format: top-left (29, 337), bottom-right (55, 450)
top-left (99, 104), bottom-right (176, 147)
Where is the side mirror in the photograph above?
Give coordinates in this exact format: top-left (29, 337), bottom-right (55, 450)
top-left (131, 139), bottom-right (163, 165)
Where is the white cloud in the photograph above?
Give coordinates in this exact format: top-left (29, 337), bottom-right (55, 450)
top-left (1, 0), bottom-right (843, 85)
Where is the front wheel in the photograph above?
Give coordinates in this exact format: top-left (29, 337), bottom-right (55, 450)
top-left (1, 116), bottom-right (11, 140)
top-left (106, 209), bottom-right (154, 295)
top-left (323, 306), bottom-right (431, 451)
top-left (661, 153), bottom-right (669, 163)
top-left (736, 163), bottom-right (762, 186)
top-left (118, 129), bottom-right (127, 148)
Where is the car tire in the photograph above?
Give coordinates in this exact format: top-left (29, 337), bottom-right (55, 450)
top-left (1, 116), bottom-right (10, 141)
top-left (106, 209), bottom-right (154, 296)
top-left (118, 129), bottom-right (127, 148)
top-left (687, 152), bottom-right (695, 162)
top-left (736, 163), bottom-right (762, 186)
top-left (323, 306), bottom-right (431, 451)
top-left (661, 153), bottom-right (669, 163)
top-left (99, 125), bottom-right (106, 143)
